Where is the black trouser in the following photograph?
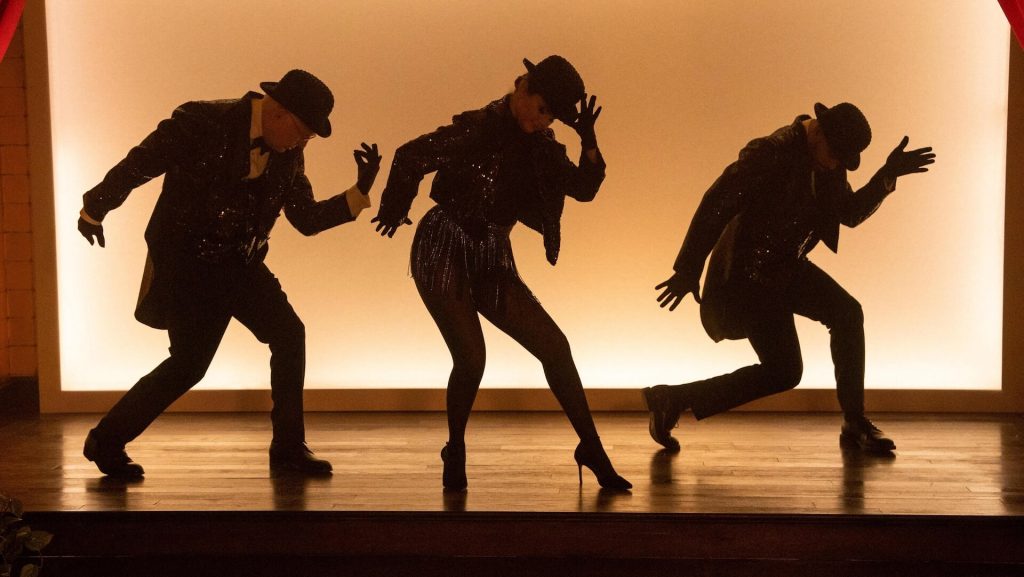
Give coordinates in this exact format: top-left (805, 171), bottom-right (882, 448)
top-left (93, 259), bottom-right (307, 447)
top-left (687, 260), bottom-right (865, 419)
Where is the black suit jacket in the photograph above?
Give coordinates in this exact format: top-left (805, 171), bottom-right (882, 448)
top-left (83, 92), bottom-right (357, 328)
top-left (673, 116), bottom-right (893, 341)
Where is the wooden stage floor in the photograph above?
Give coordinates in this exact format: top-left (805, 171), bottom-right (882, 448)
top-left (2, 411), bottom-right (1021, 515)
top-left (1, 411), bottom-right (1022, 575)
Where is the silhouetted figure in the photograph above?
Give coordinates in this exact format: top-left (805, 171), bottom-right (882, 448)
top-left (373, 56), bottom-right (630, 491)
top-left (78, 70), bottom-right (382, 478)
top-left (647, 102), bottom-right (935, 454)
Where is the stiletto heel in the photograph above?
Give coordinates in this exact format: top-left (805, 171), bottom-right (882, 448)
top-left (573, 439), bottom-right (632, 490)
top-left (440, 442), bottom-right (467, 491)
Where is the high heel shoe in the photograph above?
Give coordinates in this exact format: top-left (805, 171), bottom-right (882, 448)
top-left (573, 439), bottom-right (632, 490)
top-left (440, 442), bottom-right (467, 491)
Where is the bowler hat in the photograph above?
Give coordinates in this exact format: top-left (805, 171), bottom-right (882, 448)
top-left (260, 69), bottom-right (333, 138)
top-left (523, 56), bottom-right (585, 124)
top-left (814, 102), bottom-right (871, 171)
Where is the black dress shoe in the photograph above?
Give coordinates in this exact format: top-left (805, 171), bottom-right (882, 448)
top-left (642, 385), bottom-right (681, 451)
top-left (840, 416), bottom-right (896, 453)
top-left (269, 442), bottom-right (333, 475)
top-left (83, 429), bottom-right (145, 478)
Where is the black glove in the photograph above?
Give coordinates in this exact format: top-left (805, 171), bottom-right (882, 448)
top-left (881, 136), bottom-right (935, 180)
top-left (655, 271), bottom-right (701, 311)
top-left (568, 94), bottom-right (601, 150)
top-left (354, 142), bottom-right (382, 194)
top-left (370, 215), bottom-right (413, 238)
top-left (78, 216), bottom-right (105, 247)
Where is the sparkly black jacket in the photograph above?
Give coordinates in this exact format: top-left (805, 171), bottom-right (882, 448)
top-left (83, 93), bottom-right (356, 328)
top-left (674, 116), bottom-right (893, 341)
top-left (376, 96), bottom-right (605, 264)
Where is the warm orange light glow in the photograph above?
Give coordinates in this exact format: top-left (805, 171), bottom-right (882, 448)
top-left (46, 1), bottom-right (1006, 391)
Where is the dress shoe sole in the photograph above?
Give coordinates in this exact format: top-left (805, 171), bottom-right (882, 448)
top-left (84, 456), bottom-right (145, 479)
top-left (83, 439), bottom-right (145, 478)
top-left (839, 432), bottom-right (896, 453)
top-left (270, 462), bottom-right (333, 476)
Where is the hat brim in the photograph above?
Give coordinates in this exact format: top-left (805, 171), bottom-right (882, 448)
top-left (522, 58), bottom-right (578, 123)
top-left (259, 81), bottom-right (332, 138)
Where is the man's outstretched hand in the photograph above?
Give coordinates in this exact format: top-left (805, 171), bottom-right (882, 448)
top-left (882, 136), bottom-right (935, 180)
top-left (354, 142), bottom-right (382, 194)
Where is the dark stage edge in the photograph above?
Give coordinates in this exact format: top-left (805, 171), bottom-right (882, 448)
top-left (26, 509), bottom-right (1024, 577)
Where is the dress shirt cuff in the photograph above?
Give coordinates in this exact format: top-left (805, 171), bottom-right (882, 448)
top-left (345, 184), bottom-right (372, 218)
top-left (79, 208), bottom-right (102, 225)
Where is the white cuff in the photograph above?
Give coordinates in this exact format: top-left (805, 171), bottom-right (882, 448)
top-left (80, 208), bottom-right (102, 225)
top-left (345, 184), bottom-right (372, 218)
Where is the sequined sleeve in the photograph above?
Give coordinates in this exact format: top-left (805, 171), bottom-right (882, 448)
top-left (672, 136), bottom-right (780, 284)
top-left (282, 154), bottom-right (358, 236)
top-left (375, 112), bottom-right (483, 224)
top-left (547, 143), bottom-right (606, 203)
top-left (833, 170), bottom-right (894, 228)
top-left (82, 102), bottom-right (214, 221)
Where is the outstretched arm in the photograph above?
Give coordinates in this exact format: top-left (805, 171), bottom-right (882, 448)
top-left (372, 114), bottom-right (484, 237)
top-left (79, 102), bottom-right (214, 247)
top-left (659, 136), bottom-right (779, 309)
top-left (285, 142), bottom-right (384, 235)
top-left (837, 136), bottom-right (935, 227)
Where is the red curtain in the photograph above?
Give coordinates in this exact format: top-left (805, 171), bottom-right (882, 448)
top-left (0, 0), bottom-right (26, 62)
top-left (1000, 0), bottom-right (1024, 49)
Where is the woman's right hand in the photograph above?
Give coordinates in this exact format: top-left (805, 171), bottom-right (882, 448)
top-left (371, 215), bottom-right (412, 238)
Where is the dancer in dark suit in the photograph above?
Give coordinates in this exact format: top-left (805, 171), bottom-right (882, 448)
top-left (647, 102), bottom-right (934, 453)
top-left (78, 70), bottom-right (381, 477)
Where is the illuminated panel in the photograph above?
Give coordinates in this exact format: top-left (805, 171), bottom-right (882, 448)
top-left (46, 1), bottom-right (1006, 391)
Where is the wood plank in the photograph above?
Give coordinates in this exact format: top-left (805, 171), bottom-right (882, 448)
top-left (1, 412), bottom-right (1021, 517)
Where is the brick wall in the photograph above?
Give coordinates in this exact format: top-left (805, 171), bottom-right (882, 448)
top-left (0, 26), bottom-right (35, 380)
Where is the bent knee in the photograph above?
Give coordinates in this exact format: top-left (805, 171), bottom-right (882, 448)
top-left (268, 317), bottom-right (306, 350)
top-left (452, 350), bottom-right (486, 382)
top-left (764, 359), bottom-right (803, 391)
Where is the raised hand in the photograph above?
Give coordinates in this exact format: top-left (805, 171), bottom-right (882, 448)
top-left (569, 93), bottom-right (601, 150)
top-left (655, 272), bottom-right (701, 311)
top-left (354, 142), bottom-right (382, 194)
top-left (370, 215), bottom-right (413, 238)
top-left (882, 136), bottom-right (935, 180)
top-left (78, 216), bottom-right (105, 247)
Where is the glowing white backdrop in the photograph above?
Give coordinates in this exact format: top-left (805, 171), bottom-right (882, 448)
top-left (45, 1), bottom-right (1007, 391)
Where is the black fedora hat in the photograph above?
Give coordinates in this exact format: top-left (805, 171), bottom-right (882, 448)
top-left (523, 55), bottom-right (585, 123)
top-left (260, 69), bottom-right (333, 138)
top-left (813, 102), bottom-right (871, 171)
